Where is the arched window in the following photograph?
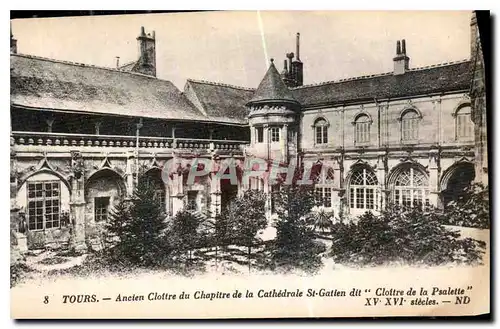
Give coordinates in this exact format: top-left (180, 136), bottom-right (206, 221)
top-left (401, 109), bottom-right (420, 141)
top-left (355, 114), bottom-right (371, 143)
top-left (314, 118), bottom-right (328, 145)
top-left (349, 167), bottom-right (378, 211)
top-left (455, 105), bottom-right (474, 140)
top-left (393, 167), bottom-right (429, 209)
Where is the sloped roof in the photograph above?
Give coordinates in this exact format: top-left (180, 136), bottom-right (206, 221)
top-left (292, 60), bottom-right (472, 106)
top-left (184, 80), bottom-right (253, 124)
top-left (247, 60), bottom-right (298, 106)
top-left (10, 54), bottom-right (216, 123)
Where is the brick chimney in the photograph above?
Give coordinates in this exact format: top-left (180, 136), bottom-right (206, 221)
top-left (393, 39), bottom-right (410, 75)
top-left (135, 26), bottom-right (156, 77)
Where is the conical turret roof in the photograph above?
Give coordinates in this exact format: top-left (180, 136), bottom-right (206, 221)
top-left (247, 59), bottom-right (299, 106)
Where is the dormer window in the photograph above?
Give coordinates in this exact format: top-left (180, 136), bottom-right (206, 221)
top-left (314, 118), bottom-right (328, 145)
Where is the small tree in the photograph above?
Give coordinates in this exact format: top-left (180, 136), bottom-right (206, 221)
top-left (170, 210), bottom-right (202, 262)
top-left (271, 186), bottom-right (325, 273)
top-left (105, 179), bottom-right (169, 267)
top-left (227, 190), bottom-right (267, 273)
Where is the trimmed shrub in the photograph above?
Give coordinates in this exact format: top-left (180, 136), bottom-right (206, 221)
top-left (330, 204), bottom-right (486, 266)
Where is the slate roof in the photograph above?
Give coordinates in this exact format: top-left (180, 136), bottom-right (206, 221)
top-left (184, 79), bottom-right (254, 124)
top-left (292, 60), bottom-right (472, 106)
top-left (11, 53), bottom-right (472, 126)
top-left (247, 61), bottom-right (299, 106)
top-left (10, 54), bottom-right (234, 124)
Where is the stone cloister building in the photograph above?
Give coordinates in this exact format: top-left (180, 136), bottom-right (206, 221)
top-left (10, 16), bottom-right (482, 251)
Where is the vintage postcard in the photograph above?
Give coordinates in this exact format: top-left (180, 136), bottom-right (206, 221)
top-left (9, 10), bottom-right (490, 319)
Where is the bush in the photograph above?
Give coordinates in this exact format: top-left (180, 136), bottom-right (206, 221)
top-left (11, 262), bottom-right (34, 288)
top-left (329, 204), bottom-right (486, 266)
top-left (440, 183), bottom-right (490, 229)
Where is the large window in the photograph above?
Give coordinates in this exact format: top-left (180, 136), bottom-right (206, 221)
top-left (455, 106), bottom-right (474, 140)
top-left (314, 118), bottom-right (328, 145)
top-left (94, 197), bottom-right (110, 222)
top-left (393, 167), bottom-right (429, 209)
top-left (348, 168), bottom-right (378, 211)
top-left (314, 165), bottom-right (335, 208)
top-left (27, 181), bottom-right (61, 230)
top-left (355, 114), bottom-right (371, 144)
top-left (401, 110), bottom-right (420, 141)
top-left (270, 126), bottom-right (280, 143)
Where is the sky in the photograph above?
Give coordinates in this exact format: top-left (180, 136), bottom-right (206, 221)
top-left (11, 11), bottom-right (472, 90)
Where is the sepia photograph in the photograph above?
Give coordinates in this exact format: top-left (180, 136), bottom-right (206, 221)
top-left (9, 10), bottom-right (490, 319)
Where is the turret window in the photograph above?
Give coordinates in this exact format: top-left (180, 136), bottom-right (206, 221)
top-left (256, 127), bottom-right (264, 143)
top-left (270, 127), bottom-right (280, 143)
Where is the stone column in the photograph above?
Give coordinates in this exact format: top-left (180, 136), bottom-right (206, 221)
top-left (331, 156), bottom-right (343, 220)
top-left (70, 176), bottom-right (87, 252)
top-left (125, 152), bottom-right (135, 198)
top-left (282, 124), bottom-right (288, 161)
top-left (209, 172), bottom-right (221, 217)
top-left (250, 125), bottom-right (255, 145)
top-left (171, 172), bottom-right (185, 216)
top-left (428, 149), bottom-right (441, 208)
top-left (376, 153), bottom-right (387, 211)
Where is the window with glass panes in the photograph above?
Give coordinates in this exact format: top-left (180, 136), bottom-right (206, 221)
top-left (27, 181), bottom-right (61, 230)
top-left (94, 197), bottom-right (110, 222)
top-left (314, 166), bottom-right (334, 208)
top-left (270, 126), bottom-right (280, 142)
top-left (393, 167), bottom-right (429, 209)
top-left (355, 115), bottom-right (371, 143)
top-left (348, 168), bottom-right (378, 211)
top-left (401, 110), bottom-right (420, 141)
top-left (314, 118), bottom-right (328, 145)
top-left (456, 106), bottom-right (473, 139)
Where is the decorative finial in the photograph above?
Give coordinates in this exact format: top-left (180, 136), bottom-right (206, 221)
top-left (270, 58), bottom-right (274, 63)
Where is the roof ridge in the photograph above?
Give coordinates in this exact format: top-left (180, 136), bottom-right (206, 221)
top-left (187, 78), bottom-right (255, 91)
top-left (11, 53), bottom-right (160, 80)
top-left (292, 59), bottom-right (471, 90)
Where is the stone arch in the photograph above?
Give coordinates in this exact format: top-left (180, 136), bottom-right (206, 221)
top-left (84, 168), bottom-right (126, 223)
top-left (440, 161), bottom-right (475, 206)
top-left (345, 163), bottom-right (379, 215)
top-left (398, 105), bottom-right (423, 120)
top-left (351, 111), bottom-right (373, 125)
top-left (386, 162), bottom-right (428, 188)
top-left (387, 162), bottom-right (430, 209)
top-left (311, 115), bottom-right (330, 127)
top-left (19, 168), bottom-right (71, 193)
top-left (139, 167), bottom-right (168, 213)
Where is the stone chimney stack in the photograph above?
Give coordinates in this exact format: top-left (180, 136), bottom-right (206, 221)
top-left (393, 39), bottom-right (410, 75)
top-left (136, 26), bottom-right (156, 77)
top-left (291, 32), bottom-right (304, 86)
